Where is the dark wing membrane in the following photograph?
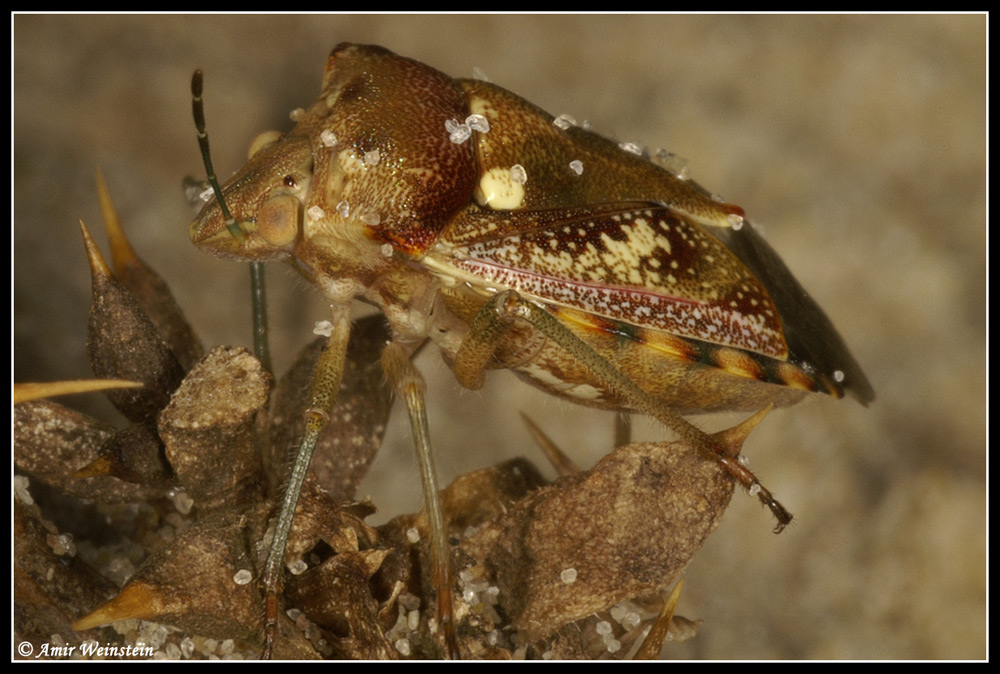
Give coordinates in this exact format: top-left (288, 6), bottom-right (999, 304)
top-left (436, 204), bottom-right (789, 359)
top-left (709, 220), bottom-right (875, 404)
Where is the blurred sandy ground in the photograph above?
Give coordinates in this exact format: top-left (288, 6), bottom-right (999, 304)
top-left (13, 14), bottom-right (985, 659)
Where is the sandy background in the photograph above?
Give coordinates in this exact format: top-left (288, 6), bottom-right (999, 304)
top-left (13, 15), bottom-right (985, 659)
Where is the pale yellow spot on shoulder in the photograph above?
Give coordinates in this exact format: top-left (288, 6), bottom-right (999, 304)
top-left (475, 167), bottom-right (525, 210)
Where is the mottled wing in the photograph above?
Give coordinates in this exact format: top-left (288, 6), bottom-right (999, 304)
top-left (432, 203), bottom-right (788, 360)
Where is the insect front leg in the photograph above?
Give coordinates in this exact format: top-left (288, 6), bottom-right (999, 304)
top-left (381, 342), bottom-right (459, 659)
top-left (260, 305), bottom-right (351, 659)
top-left (455, 290), bottom-right (793, 533)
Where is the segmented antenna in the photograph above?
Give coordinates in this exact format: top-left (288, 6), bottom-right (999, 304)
top-left (191, 70), bottom-right (244, 242)
top-left (191, 70), bottom-right (272, 373)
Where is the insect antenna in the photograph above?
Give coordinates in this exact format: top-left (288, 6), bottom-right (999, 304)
top-left (191, 70), bottom-right (272, 373)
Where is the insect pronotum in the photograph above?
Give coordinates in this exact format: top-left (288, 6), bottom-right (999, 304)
top-left (190, 43), bottom-right (873, 658)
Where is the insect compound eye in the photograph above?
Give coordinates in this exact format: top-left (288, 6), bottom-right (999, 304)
top-left (256, 194), bottom-right (301, 249)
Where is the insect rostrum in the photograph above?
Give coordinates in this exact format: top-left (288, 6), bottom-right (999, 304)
top-left (189, 43), bottom-right (873, 657)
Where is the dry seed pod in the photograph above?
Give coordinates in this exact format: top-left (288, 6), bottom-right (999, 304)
top-left (95, 168), bottom-right (204, 371)
top-left (13, 497), bottom-right (123, 659)
top-left (17, 188), bottom-right (405, 659)
top-left (14, 399), bottom-right (164, 504)
top-left (158, 346), bottom-right (270, 508)
top-left (286, 549), bottom-right (395, 659)
top-left (279, 477), bottom-right (380, 567)
top-left (81, 220), bottom-right (185, 424)
top-left (72, 475), bottom-right (380, 657)
top-left (73, 503), bottom-right (270, 640)
top-left (438, 457), bottom-right (549, 534)
top-left (372, 425), bottom-right (742, 659)
top-left (73, 423), bottom-right (172, 487)
top-left (468, 437), bottom-right (735, 645)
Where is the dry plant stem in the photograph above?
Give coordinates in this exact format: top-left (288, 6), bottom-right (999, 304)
top-left (477, 290), bottom-right (792, 532)
top-left (261, 305), bottom-right (351, 659)
top-left (381, 342), bottom-right (459, 660)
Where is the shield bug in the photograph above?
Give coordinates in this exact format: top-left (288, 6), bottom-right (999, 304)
top-left (190, 43), bottom-right (873, 658)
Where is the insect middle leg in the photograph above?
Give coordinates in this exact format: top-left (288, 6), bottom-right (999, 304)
top-left (381, 343), bottom-right (459, 659)
top-left (453, 289), bottom-right (793, 533)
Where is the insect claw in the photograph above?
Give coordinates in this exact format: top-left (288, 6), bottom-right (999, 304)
top-left (260, 589), bottom-right (279, 659)
top-left (764, 495), bottom-right (793, 534)
top-left (438, 589), bottom-right (460, 660)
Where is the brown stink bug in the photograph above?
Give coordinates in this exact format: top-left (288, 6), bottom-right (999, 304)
top-left (189, 43), bottom-right (873, 657)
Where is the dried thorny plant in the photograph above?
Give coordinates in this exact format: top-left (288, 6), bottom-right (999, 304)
top-left (12, 178), bottom-right (768, 660)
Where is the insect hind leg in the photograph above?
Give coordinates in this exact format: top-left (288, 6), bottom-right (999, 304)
top-left (455, 289), bottom-right (793, 533)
